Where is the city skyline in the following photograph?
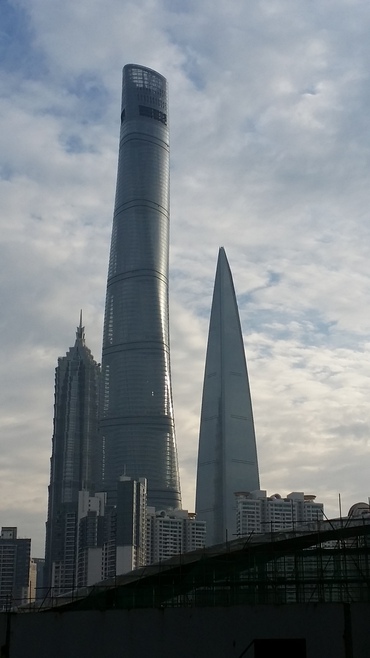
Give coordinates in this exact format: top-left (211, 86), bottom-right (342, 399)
top-left (2, 1), bottom-right (370, 556)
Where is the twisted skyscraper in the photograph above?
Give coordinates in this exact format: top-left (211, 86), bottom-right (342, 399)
top-left (101, 65), bottom-right (181, 510)
top-left (196, 248), bottom-right (260, 546)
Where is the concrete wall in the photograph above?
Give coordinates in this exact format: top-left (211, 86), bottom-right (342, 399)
top-left (0, 603), bottom-right (368, 658)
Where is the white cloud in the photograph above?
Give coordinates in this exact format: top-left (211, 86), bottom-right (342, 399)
top-left (1, 0), bottom-right (370, 553)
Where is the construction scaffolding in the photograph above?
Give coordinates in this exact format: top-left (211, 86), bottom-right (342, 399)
top-left (21, 518), bottom-right (368, 612)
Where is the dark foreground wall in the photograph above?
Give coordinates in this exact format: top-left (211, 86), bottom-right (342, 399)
top-left (0, 603), bottom-right (368, 658)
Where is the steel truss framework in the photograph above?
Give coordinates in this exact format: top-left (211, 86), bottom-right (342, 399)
top-left (29, 519), bottom-right (370, 612)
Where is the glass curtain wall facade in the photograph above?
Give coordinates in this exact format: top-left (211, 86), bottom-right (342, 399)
top-left (196, 248), bottom-right (260, 546)
top-left (101, 65), bottom-right (181, 511)
top-left (44, 317), bottom-right (101, 594)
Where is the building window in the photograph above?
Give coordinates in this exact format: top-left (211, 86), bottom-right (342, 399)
top-left (139, 105), bottom-right (167, 125)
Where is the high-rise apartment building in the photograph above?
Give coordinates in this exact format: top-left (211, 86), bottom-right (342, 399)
top-left (146, 509), bottom-right (206, 564)
top-left (78, 495), bottom-right (205, 581)
top-left (235, 490), bottom-right (324, 536)
top-left (115, 476), bottom-right (147, 574)
top-left (196, 248), bottom-right (260, 546)
top-left (31, 558), bottom-right (45, 602)
top-left (76, 490), bottom-right (106, 588)
top-left (76, 477), bottom-right (147, 586)
top-left (44, 317), bottom-right (100, 594)
top-left (101, 64), bottom-right (181, 510)
top-left (0, 527), bottom-right (31, 609)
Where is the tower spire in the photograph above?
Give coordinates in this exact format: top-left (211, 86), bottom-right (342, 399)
top-left (76, 309), bottom-right (85, 343)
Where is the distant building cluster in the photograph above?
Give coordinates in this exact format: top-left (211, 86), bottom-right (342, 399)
top-left (40, 65), bottom-right (206, 597)
top-left (75, 485), bottom-right (206, 588)
top-left (8, 63), bottom-right (365, 609)
top-left (235, 490), bottom-right (324, 537)
top-left (49, 478), bottom-right (206, 591)
top-left (40, 65), bottom-right (326, 596)
top-left (41, 309), bottom-right (206, 596)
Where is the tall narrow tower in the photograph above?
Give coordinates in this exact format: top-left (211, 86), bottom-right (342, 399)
top-left (101, 64), bottom-right (181, 510)
top-left (45, 316), bottom-right (100, 594)
top-left (195, 248), bottom-right (260, 546)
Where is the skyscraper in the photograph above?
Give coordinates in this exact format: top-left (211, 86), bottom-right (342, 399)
top-left (195, 248), bottom-right (260, 546)
top-left (44, 316), bottom-right (101, 594)
top-left (101, 64), bottom-right (181, 511)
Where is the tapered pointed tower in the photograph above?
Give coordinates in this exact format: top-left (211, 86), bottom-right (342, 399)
top-left (195, 248), bottom-right (260, 546)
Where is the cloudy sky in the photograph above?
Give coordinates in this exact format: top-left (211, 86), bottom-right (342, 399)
top-left (2, 0), bottom-right (370, 555)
